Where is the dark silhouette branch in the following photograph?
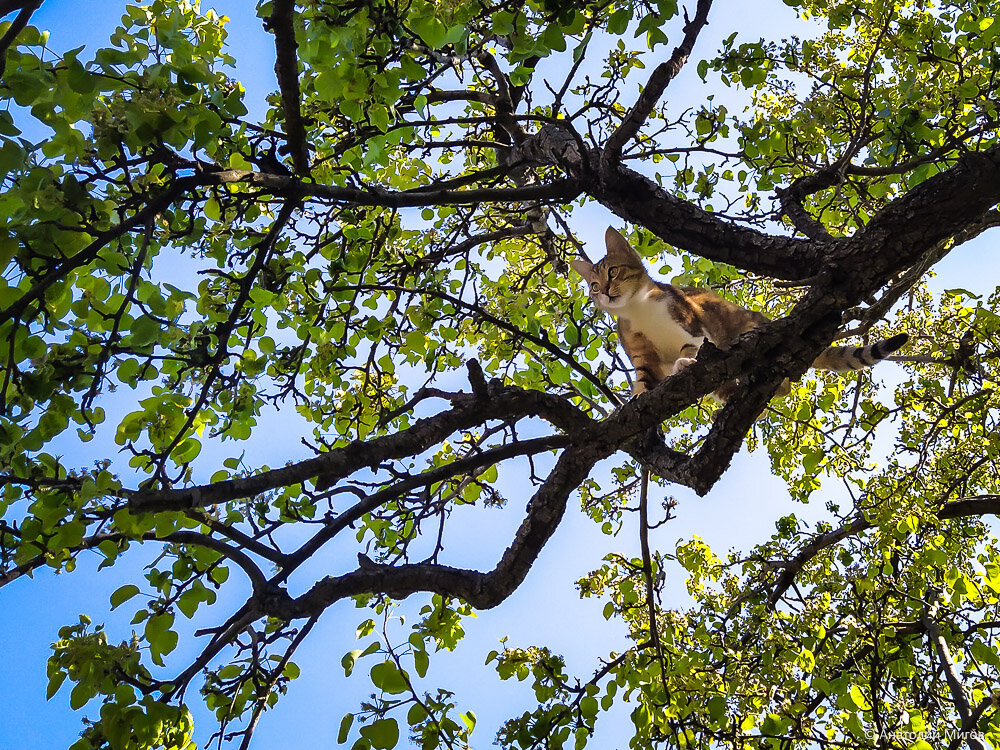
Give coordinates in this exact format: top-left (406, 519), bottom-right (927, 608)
top-left (768, 496), bottom-right (1000, 607)
top-left (268, 442), bottom-right (604, 614)
top-left (603, 0), bottom-right (714, 160)
top-left (0, 0), bottom-right (41, 80)
top-left (268, 0), bottom-right (310, 175)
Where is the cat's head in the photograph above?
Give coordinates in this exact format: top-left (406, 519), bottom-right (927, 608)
top-left (570, 227), bottom-right (648, 311)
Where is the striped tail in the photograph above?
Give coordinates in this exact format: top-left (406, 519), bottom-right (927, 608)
top-left (811, 333), bottom-right (908, 372)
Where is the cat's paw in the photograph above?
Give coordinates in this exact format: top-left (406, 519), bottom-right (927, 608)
top-left (671, 357), bottom-right (696, 375)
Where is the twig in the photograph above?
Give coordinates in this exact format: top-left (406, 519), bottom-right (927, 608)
top-left (638, 463), bottom-right (669, 696)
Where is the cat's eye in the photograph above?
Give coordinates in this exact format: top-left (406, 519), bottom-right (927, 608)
top-left (607, 266), bottom-right (619, 279)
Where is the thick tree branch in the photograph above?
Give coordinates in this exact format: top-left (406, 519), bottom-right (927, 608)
top-left (266, 443), bottom-right (603, 614)
top-left (616, 312), bottom-right (840, 494)
top-left (201, 168), bottom-right (582, 207)
top-left (128, 373), bottom-right (592, 513)
top-left (589, 157), bottom-right (826, 280)
top-left (854, 145), bottom-right (1000, 271)
top-left (268, 0), bottom-right (310, 175)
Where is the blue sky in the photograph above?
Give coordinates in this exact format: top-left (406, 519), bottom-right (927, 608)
top-left (4, 1), bottom-right (999, 749)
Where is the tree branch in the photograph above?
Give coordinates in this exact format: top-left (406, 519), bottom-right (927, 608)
top-left (128, 373), bottom-right (592, 513)
top-left (855, 145), bottom-right (1000, 270)
top-left (589, 158), bottom-right (826, 281)
top-left (286, 434), bottom-right (570, 576)
top-left (268, 0), bottom-right (310, 175)
top-left (201, 168), bottom-right (582, 207)
top-left (922, 590), bottom-right (986, 750)
top-left (603, 0), bottom-right (714, 160)
top-left (0, 0), bottom-right (41, 80)
top-left (267, 443), bottom-right (603, 614)
top-left (768, 496), bottom-right (1000, 606)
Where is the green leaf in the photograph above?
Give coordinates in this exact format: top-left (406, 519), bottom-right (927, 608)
top-left (338, 713), bottom-right (355, 743)
top-left (67, 60), bottom-right (95, 94)
top-left (342, 649), bottom-right (363, 677)
top-left (370, 661), bottom-right (409, 694)
top-left (110, 584), bottom-right (141, 610)
top-left (69, 681), bottom-right (93, 710)
top-left (413, 16), bottom-right (447, 49)
top-left (171, 436), bottom-right (202, 465)
top-left (360, 718), bottom-right (399, 750)
top-left (848, 684), bottom-right (871, 711)
top-left (413, 648), bottom-right (429, 678)
top-left (407, 702), bottom-right (428, 725)
top-left (607, 8), bottom-right (631, 35)
top-left (707, 695), bottom-right (726, 721)
top-left (970, 638), bottom-right (1000, 668)
top-left (46, 671), bottom-right (67, 700)
top-left (204, 198), bottom-right (221, 221)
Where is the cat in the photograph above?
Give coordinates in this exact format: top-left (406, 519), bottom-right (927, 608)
top-left (571, 227), bottom-right (908, 400)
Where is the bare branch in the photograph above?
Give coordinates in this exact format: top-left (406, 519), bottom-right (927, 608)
top-left (603, 0), bottom-right (714, 160)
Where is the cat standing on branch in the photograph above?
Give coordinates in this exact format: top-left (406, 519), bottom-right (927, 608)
top-left (572, 228), bottom-right (909, 400)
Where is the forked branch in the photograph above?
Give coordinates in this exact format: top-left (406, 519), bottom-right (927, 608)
top-left (603, 0), bottom-right (714, 160)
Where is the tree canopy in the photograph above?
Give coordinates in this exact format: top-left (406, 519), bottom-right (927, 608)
top-left (2, 0), bottom-right (1000, 748)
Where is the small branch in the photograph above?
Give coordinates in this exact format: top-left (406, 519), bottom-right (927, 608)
top-left (325, 282), bottom-right (621, 405)
top-left (0, 528), bottom-right (268, 593)
top-left (1, 179), bottom-right (188, 325)
top-left (922, 590), bottom-right (986, 750)
top-left (774, 171), bottom-right (838, 241)
top-left (236, 615), bottom-right (319, 750)
top-left (0, 0), bottom-right (41, 80)
top-left (603, 0), bottom-right (714, 160)
top-left (769, 495), bottom-right (1000, 606)
top-left (637, 464), bottom-right (669, 695)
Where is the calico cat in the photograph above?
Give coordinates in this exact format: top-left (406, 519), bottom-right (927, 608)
top-left (571, 228), bottom-right (907, 399)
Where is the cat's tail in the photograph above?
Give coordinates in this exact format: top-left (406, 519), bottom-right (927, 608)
top-left (811, 333), bottom-right (908, 372)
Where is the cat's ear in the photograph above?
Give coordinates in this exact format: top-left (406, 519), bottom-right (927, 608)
top-left (605, 227), bottom-right (642, 262)
top-left (570, 258), bottom-right (595, 280)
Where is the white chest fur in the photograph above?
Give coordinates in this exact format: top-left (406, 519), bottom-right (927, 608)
top-left (614, 287), bottom-right (703, 362)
